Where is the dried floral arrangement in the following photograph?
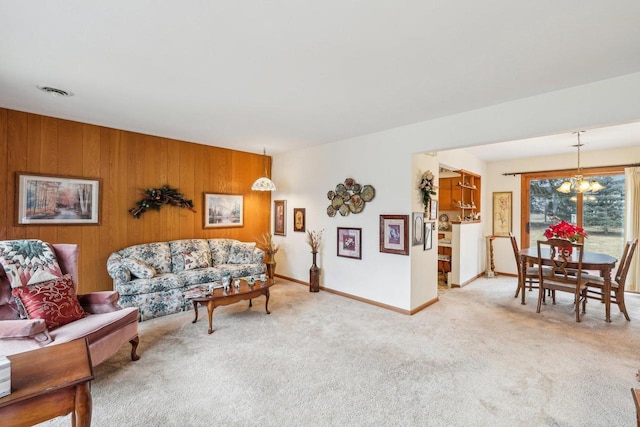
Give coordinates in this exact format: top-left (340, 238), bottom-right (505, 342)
top-left (129, 186), bottom-right (195, 219)
top-left (307, 229), bottom-right (324, 252)
top-left (257, 232), bottom-right (280, 256)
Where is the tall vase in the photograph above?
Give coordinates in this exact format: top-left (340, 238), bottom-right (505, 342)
top-left (266, 253), bottom-right (276, 279)
top-left (424, 199), bottom-right (431, 220)
top-left (309, 251), bottom-right (320, 292)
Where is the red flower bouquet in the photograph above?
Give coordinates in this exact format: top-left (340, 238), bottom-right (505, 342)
top-left (543, 220), bottom-right (588, 242)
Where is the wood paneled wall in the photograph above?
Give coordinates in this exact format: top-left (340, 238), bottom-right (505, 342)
top-left (0, 108), bottom-right (272, 293)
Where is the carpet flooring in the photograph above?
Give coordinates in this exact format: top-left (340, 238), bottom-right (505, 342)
top-left (39, 276), bottom-right (640, 426)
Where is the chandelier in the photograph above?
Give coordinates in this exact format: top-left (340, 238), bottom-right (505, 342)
top-left (556, 131), bottom-right (604, 194)
top-left (251, 148), bottom-right (276, 191)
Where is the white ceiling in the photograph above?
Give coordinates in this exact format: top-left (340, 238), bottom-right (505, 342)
top-left (1, 1), bottom-right (640, 159)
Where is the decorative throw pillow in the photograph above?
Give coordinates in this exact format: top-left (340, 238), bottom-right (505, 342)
top-left (11, 275), bottom-right (87, 330)
top-left (182, 251), bottom-right (210, 270)
top-left (123, 258), bottom-right (156, 279)
top-left (227, 242), bottom-right (256, 264)
top-left (0, 240), bottom-right (63, 288)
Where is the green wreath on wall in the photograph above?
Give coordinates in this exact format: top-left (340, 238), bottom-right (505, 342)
top-left (129, 186), bottom-right (196, 219)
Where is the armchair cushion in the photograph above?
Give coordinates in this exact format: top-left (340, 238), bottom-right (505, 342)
top-left (122, 258), bottom-right (156, 279)
top-left (0, 319), bottom-right (49, 340)
top-left (12, 275), bottom-right (87, 330)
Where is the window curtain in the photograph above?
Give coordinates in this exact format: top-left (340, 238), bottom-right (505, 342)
top-left (625, 167), bottom-right (640, 292)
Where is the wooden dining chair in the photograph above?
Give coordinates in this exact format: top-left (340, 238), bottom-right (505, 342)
top-left (536, 238), bottom-right (588, 322)
top-left (583, 239), bottom-right (637, 321)
top-left (510, 232), bottom-right (539, 301)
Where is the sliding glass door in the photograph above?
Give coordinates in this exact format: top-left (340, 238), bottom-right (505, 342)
top-left (522, 168), bottom-right (625, 258)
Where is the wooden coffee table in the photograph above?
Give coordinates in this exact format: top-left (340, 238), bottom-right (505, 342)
top-left (190, 279), bottom-right (275, 334)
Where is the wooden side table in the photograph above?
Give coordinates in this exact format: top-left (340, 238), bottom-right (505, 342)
top-left (0, 338), bottom-right (94, 427)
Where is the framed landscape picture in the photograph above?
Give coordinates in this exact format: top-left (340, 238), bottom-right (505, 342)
top-left (16, 172), bottom-right (101, 225)
top-left (203, 193), bottom-right (243, 228)
top-left (337, 227), bottom-right (362, 259)
top-left (274, 200), bottom-right (286, 235)
top-left (293, 208), bottom-right (306, 232)
top-left (492, 191), bottom-right (512, 237)
top-left (379, 214), bottom-right (409, 255)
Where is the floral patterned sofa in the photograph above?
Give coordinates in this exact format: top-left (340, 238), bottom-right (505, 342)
top-left (107, 239), bottom-right (266, 321)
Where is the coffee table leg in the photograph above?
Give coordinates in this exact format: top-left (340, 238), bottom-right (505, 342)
top-left (264, 289), bottom-right (271, 314)
top-left (207, 300), bottom-right (215, 334)
top-left (192, 300), bottom-right (199, 324)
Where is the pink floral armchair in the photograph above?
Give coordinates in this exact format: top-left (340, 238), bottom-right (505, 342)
top-left (0, 240), bottom-right (140, 366)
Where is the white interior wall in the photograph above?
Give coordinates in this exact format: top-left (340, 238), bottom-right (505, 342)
top-left (271, 72), bottom-right (640, 312)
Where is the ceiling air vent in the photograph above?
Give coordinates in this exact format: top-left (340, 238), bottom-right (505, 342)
top-left (36, 86), bottom-right (74, 97)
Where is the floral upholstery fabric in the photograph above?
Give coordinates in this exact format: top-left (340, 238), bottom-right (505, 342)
top-left (207, 239), bottom-right (234, 266)
top-left (118, 242), bottom-right (172, 274)
top-left (0, 240), bottom-right (63, 288)
top-left (182, 251), bottom-right (210, 271)
top-left (115, 274), bottom-right (184, 297)
top-left (177, 268), bottom-right (222, 287)
top-left (122, 258), bottom-right (156, 279)
top-left (118, 288), bottom-right (185, 321)
top-left (228, 242), bottom-right (256, 264)
top-left (169, 240), bottom-right (212, 273)
top-left (107, 238), bottom-right (265, 321)
top-left (218, 264), bottom-right (265, 278)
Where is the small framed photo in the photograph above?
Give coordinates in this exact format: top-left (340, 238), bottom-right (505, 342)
top-left (424, 221), bottom-right (434, 251)
top-left (430, 200), bottom-right (438, 221)
top-left (412, 212), bottom-right (424, 246)
top-left (293, 208), bottom-right (306, 232)
top-left (16, 172), bottom-right (101, 225)
top-left (492, 191), bottom-right (512, 237)
top-left (203, 193), bottom-right (244, 228)
top-left (337, 227), bottom-right (362, 259)
top-left (274, 200), bottom-right (286, 235)
top-left (379, 214), bottom-right (409, 255)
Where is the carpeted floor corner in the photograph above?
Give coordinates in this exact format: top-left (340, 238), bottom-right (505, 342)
top-left (39, 276), bottom-right (640, 426)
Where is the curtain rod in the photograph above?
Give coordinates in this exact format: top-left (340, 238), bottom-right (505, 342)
top-left (502, 163), bottom-right (640, 176)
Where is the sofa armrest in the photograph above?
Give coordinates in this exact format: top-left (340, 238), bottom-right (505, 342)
top-left (0, 319), bottom-right (52, 344)
top-left (253, 247), bottom-right (266, 264)
top-left (78, 291), bottom-right (121, 314)
top-left (107, 252), bottom-right (131, 284)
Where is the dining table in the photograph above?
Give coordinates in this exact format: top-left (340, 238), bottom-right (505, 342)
top-left (518, 247), bottom-right (618, 322)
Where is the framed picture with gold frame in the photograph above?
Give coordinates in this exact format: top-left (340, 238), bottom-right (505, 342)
top-left (274, 200), bottom-right (286, 235)
top-left (293, 208), bottom-right (305, 232)
top-left (492, 191), bottom-right (512, 237)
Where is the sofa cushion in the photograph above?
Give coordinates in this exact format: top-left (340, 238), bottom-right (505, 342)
top-left (169, 240), bottom-right (211, 273)
top-left (115, 273), bottom-right (184, 297)
top-left (12, 275), bottom-right (87, 330)
top-left (207, 239), bottom-right (234, 266)
top-left (118, 242), bottom-right (172, 274)
top-left (228, 242), bottom-right (256, 264)
top-left (218, 264), bottom-right (266, 278)
top-left (182, 251), bottom-right (210, 270)
top-left (0, 240), bottom-right (63, 288)
top-left (122, 258), bottom-right (156, 279)
top-left (177, 267), bottom-right (222, 286)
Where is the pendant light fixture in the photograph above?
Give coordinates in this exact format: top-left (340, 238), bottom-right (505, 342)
top-left (251, 148), bottom-right (276, 191)
top-left (556, 131), bottom-right (604, 194)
